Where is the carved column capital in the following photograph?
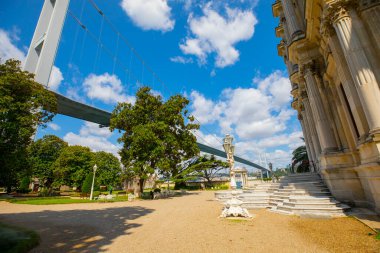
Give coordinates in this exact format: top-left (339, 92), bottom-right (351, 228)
top-left (300, 90), bottom-right (308, 99)
top-left (325, 0), bottom-right (358, 24)
top-left (300, 61), bottom-right (318, 77)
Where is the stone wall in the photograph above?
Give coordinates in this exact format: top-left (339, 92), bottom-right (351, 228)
top-left (272, 0), bottom-right (380, 213)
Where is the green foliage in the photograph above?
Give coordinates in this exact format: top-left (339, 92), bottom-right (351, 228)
top-left (29, 135), bottom-right (68, 191)
top-left (291, 145), bottom-right (310, 173)
top-left (93, 151), bottom-right (122, 187)
top-left (0, 222), bottom-right (40, 253)
top-left (110, 86), bottom-right (199, 193)
top-left (52, 146), bottom-right (94, 189)
top-left (81, 173), bottom-right (94, 194)
top-left (179, 155), bottom-right (229, 187)
top-left (0, 59), bottom-right (57, 192)
top-left (18, 177), bottom-right (30, 191)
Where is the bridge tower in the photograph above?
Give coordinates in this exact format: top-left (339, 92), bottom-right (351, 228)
top-left (24, 0), bottom-right (70, 86)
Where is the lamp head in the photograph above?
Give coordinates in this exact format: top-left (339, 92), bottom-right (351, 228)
top-left (93, 164), bottom-right (98, 172)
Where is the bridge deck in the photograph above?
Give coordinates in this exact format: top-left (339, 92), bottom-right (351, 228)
top-left (54, 92), bottom-right (267, 171)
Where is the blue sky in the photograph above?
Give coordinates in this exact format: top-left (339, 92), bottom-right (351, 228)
top-left (0, 0), bottom-right (303, 169)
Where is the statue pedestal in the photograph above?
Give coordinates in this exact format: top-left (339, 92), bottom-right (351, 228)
top-left (220, 192), bottom-right (253, 219)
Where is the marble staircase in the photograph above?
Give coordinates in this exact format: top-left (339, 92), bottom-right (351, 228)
top-left (215, 173), bottom-right (350, 217)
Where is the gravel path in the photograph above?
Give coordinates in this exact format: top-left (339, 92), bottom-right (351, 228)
top-left (0, 191), bottom-right (379, 253)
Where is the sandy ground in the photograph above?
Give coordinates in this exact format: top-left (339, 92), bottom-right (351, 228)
top-left (0, 191), bottom-right (379, 253)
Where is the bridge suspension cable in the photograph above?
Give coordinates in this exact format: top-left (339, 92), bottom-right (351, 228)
top-left (68, 0), bottom-right (261, 167)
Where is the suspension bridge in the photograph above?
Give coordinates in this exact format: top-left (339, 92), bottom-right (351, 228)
top-left (24, 0), bottom-right (268, 172)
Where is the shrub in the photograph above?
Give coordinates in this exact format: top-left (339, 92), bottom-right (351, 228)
top-left (18, 177), bottom-right (30, 192)
top-left (82, 173), bottom-right (94, 194)
top-left (219, 185), bottom-right (229, 190)
top-left (153, 188), bottom-right (161, 193)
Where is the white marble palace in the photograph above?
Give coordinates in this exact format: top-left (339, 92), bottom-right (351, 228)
top-left (272, 0), bottom-right (380, 213)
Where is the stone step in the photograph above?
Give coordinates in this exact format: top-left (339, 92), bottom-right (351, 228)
top-left (285, 181), bottom-right (324, 186)
top-left (239, 197), bottom-right (270, 201)
top-left (242, 203), bottom-right (270, 209)
top-left (277, 204), bottom-right (348, 214)
top-left (282, 201), bottom-right (343, 209)
top-left (288, 197), bottom-right (335, 203)
top-left (269, 208), bottom-right (293, 215)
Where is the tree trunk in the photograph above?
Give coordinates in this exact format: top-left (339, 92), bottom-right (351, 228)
top-left (205, 178), bottom-right (213, 188)
top-left (138, 178), bottom-right (145, 196)
top-left (6, 185), bottom-right (12, 194)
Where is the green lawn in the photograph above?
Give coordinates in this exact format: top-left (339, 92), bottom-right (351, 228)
top-left (8, 196), bottom-right (130, 205)
top-left (0, 222), bottom-right (39, 253)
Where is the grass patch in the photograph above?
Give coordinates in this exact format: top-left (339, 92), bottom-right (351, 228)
top-left (0, 222), bottom-right (39, 253)
top-left (8, 196), bottom-right (130, 205)
top-left (376, 233), bottom-right (380, 240)
top-left (226, 218), bottom-right (249, 223)
top-left (9, 198), bottom-right (92, 205)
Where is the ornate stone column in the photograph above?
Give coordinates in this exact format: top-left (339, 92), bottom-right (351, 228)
top-left (328, 34), bottom-right (369, 137)
top-left (315, 76), bottom-right (343, 149)
top-left (302, 63), bottom-right (339, 152)
top-left (328, 2), bottom-right (380, 134)
top-left (301, 92), bottom-right (322, 161)
top-left (300, 112), bottom-right (316, 172)
top-left (280, 0), bottom-right (303, 39)
top-left (280, 16), bottom-right (291, 43)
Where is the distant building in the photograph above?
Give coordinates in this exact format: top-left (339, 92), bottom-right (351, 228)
top-left (273, 0), bottom-right (380, 213)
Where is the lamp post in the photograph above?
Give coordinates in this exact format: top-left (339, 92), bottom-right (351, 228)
top-left (90, 164), bottom-right (97, 200)
top-left (223, 134), bottom-right (236, 189)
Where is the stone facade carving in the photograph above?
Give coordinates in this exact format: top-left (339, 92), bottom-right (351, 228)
top-left (273, 0), bottom-right (380, 214)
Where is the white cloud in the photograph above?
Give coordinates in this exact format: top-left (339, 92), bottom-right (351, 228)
top-left (0, 28), bottom-right (26, 62)
top-left (190, 71), bottom-right (293, 139)
top-left (63, 122), bottom-right (120, 157)
top-left (47, 66), bottom-right (63, 91)
top-left (190, 90), bottom-right (224, 124)
top-left (83, 73), bottom-right (135, 104)
top-left (180, 4), bottom-right (257, 67)
top-left (170, 56), bottom-right (193, 64)
top-left (120, 0), bottom-right (175, 32)
top-left (79, 122), bottom-right (112, 138)
top-left (48, 123), bottom-right (61, 131)
top-left (66, 87), bottom-right (86, 103)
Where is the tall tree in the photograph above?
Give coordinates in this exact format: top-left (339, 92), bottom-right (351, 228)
top-left (291, 145), bottom-right (310, 173)
top-left (52, 146), bottom-right (94, 189)
top-left (0, 59), bottom-right (57, 192)
top-left (29, 135), bottom-right (68, 192)
top-left (159, 94), bottom-right (200, 189)
top-left (110, 87), bottom-right (199, 194)
top-left (93, 151), bottom-right (122, 187)
top-left (179, 155), bottom-right (229, 187)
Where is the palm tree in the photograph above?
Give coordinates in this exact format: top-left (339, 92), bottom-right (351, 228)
top-left (291, 145), bottom-right (310, 173)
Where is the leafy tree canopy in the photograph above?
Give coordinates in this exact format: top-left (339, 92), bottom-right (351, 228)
top-left (53, 146), bottom-right (94, 189)
top-left (110, 86), bottom-right (199, 193)
top-left (29, 135), bottom-right (68, 190)
top-left (0, 59), bottom-right (57, 192)
top-left (93, 151), bottom-right (122, 187)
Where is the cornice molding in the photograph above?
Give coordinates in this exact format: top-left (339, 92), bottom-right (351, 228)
top-left (360, 0), bottom-right (380, 11)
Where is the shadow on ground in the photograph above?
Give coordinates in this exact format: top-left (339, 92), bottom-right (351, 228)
top-left (0, 205), bottom-right (154, 253)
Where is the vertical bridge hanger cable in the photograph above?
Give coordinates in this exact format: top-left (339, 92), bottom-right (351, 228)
top-left (80, 0), bottom-right (256, 164)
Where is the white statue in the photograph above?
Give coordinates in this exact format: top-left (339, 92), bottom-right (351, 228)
top-left (223, 134), bottom-right (236, 189)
